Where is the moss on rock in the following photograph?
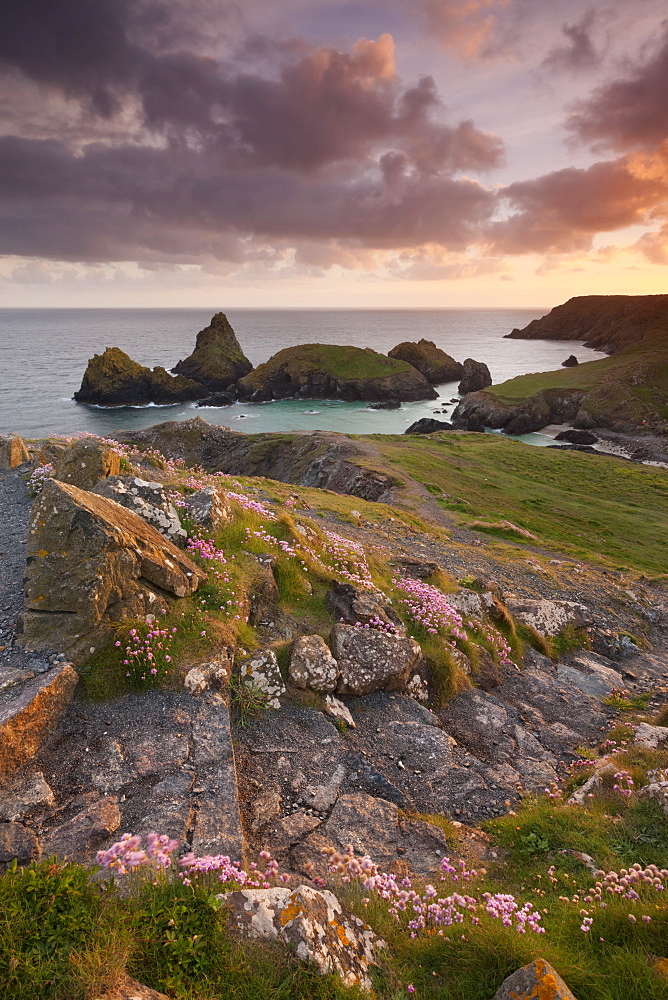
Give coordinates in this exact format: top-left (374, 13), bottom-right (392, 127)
top-left (74, 347), bottom-right (207, 407)
top-left (173, 313), bottom-right (252, 390)
top-left (388, 339), bottom-right (463, 384)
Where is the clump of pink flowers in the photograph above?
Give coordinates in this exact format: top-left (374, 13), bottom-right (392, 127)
top-left (27, 463), bottom-right (54, 495)
top-left (612, 770), bottom-right (634, 798)
top-left (96, 832), bottom-right (179, 874)
top-left (352, 615), bottom-right (398, 635)
top-left (186, 537), bottom-right (226, 563)
top-left (396, 577), bottom-right (467, 639)
top-left (227, 492), bottom-right (278, 520)
top-left (119, 615), bottom-right (176, 686)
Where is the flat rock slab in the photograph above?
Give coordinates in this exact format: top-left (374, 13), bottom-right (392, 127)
top-left (505, 598), bottom-right (592, 636)
top-left (0, 663), bottom-right (78, 777)
top-left (633, 722), bottom-right (668, 749)
top-left (558, 653), bottom-right (623, 699)
top-left (221, 884), bottom-right (384, 990)
top-left (493, 958), bottom-right (578, 999)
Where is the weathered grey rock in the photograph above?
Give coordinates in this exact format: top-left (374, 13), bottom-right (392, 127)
top-left (331, 625), bottom-right (421, 696)
top-left (326, 581), bottom-right (404, 634)
top-left (183, 652), bottom-right (232, 696)
top-left (639, 779), bottom-right (668, 816)
top-left (505, 597), bottom-right (592, 636)
top-left (458, 358), bottom-right (492, 394)
top-left (557, 653), bottom-right (623, 698)
top-left (0, 666), bottom-right (35, 693)
top-left (0, 770), bottom-right (55, 822)
top-left (93, 476), bottom-right (186, 545)
top-left (324, 695), bottom-right (356, 728)
top-left (633, 722), bottom-right (668, 749)
top-left (22, 479), bottom-right (206, 663)
top-left (250, 786), bottom-right (282, 833)
top-left (183, 486), bottom-right (233, 532)
top-left (241, 649), bottom-right (286, 708)
top-left (0, 664), bottom-right (78, 777)
top-left (446, 588), bottom-right (486, 618)
top-left (0, 434), bottom-right (30, 469)
top-left (221, 884), bottom-right (384, 990)
top-left (492, 958), bottom-right (578, 999)
top-left (42, 795), bottom-right (121, 860)
top-left (567, 764), bottom-right (615, 806)
top-left (54, 437), bottom-right (121, 490)
top-left (136, 773), bottom-right (194, 843)
top-left (189, 697), bottom-right (244, 859)
top-left (289, 635), bottom-right (339, 692)
top-left (0, 822), bottom-right (38, 862)
top-left (262, 810), bottom-right (322, 853)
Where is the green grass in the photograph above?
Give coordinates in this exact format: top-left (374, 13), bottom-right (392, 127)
top-left (366, 432), bottom-right (668, 573)
top-left (239, 343), bottom-right (413, 384)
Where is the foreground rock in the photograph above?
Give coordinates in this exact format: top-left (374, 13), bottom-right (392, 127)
top-left (221, 884), bottom-right (384, 990)
top-left (458, 358), bottom-right (492, 393)
top-left (555, 428), bottom-right (597, 444)
top-left (54, 437), bottom-right (121, 490)
top-left (173, 312), bottom-right (252, 390)
top-left (289, 635), bottom-right (339, 692)
top-left (388, 339), bottom-right (463, 384)
top-left (236, 344), bottom-right (438, 403)
top-left (74, 347), bottom-right (207, 406)
top-left (562, 354), bottom-right (579, 367)
top-left (504, 597), bottom-right (592, 636)
top-left (22, 479), bottom-right (206, 663)
top-left (97, 975), bottom-right (171, 1000)
top-left (0, 434), bottom-right (30, 469)
top-left (404, 418), bottom-right (453, 434)
top-left (493, 958), bottom-right (578, 999)
top-left (0, 663), bottom-right (78, 776)
top-left (330, 625), bottom-right (421, 695)
top-left (93, 476), bottom-right (186, 545)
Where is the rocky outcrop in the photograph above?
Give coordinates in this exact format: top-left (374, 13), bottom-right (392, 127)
top-left (221, 884), bottom-right (384, 990)
top-left (22, 479), bottom-right (206, 663)
top-left (404, 418), bottom-right (453, 434)
top-left (388, 339), bottom-right (463, 384)
top-left (562, 354), bottom-right (579, 367)
top-left (0, 663), bottom-right (78, 776)
top-left (0, 434), bottom-right (29, 469)
top-left (236, 344), bottom-right (437, 402)
top-left (54, 437), bottom-right (121, 490)
top-left (173, 312), bottom-right (252, 390)
top-left (506, 294), bottom-right (668, 354)
top-left (555, 429), bottom-right (597, 444)
top-left (458, 358), bottom-right (492, 394)
top-left (74, 347), bottom-right (207, 406)
top-left (93, 476), bottom-right (186, 545)
top-left (183, 486), bottom-right (233, 533)
top-left (330, 625), bottom-right (421, 695)
top-left (451, 387), bottom-right (584, 434)
top-left (326, 582), bottom-right (404, 634)
top-left (504, 598), bottom-right (592, 636)
top-left (493, 959), bottom-right (578, 999)
top-left (289, 635), bottom-right (339, 692)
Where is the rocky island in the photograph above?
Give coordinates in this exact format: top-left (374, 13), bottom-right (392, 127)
top-left (172, 312), bottom-right (253, 390)
top-left (1, 416), bottom-right (668, 1000)
top-left (73, 346), bottom-right (208, 406)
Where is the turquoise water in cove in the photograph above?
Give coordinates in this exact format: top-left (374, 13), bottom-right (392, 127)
top-left (0, 308), bottom-right (605, 442)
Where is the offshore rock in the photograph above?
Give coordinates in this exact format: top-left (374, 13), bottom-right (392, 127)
top-left (492, 958), bottom-right (578, 999)
top-left (458, 358), bottom-right (492, 394)
top-left (562, 354), bottom-right (579, 366)
top-left (452, 387), bottom-right (584, 435)
top-left (221, 884), bottom-right (384, 990)
top-left (54, 437), bottom-right (121, 490)
top-left (195, 391), bottom-right (236, 406)
top-left (0, 664), bottom-right (78, 776)
top-left (236, 344), bottom-right (437, 402)
top-left (0, 434), bottom-right (30, 469)
top-left (173, 312), bottom-right (252, 390)
top-left (404, 418), bottom-right (453, 434)
top-left (93, 475), bottom-right (186, 546)
top-left (74, 347), bottom-right (207, 406)
top-left (388, 339), bottom-right (463, 384)
top-left (289, 635), bottom-right (339, 692)
top-left (22, 479), bottom-right (206, 663)
top-left (330, 624), bottom-right (421, 695)
top-left (555, 429), bottom-right (598, 444)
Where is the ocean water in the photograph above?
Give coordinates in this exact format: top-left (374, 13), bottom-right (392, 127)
top-left (0, 308), bottom-right (605, 441)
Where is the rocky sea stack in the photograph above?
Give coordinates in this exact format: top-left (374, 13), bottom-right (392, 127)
top-left (388, 339), bottom-right (463, 384)
top-left (236, 344), bottom-right (438, 402)
top-left (172, 312), bottom-right (253, 390)
top-left (73, 347), bottom-right (207, 407)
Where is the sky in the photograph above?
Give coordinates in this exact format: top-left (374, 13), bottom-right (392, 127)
top-left (0, 0), bottom-right (667, 308)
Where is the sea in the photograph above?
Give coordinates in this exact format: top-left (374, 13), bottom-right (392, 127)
top-left (0, 308), bottom-right (606, 444)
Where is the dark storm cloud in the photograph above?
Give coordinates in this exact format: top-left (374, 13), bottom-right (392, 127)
top-left (567, 24), bottom-right (668, 150)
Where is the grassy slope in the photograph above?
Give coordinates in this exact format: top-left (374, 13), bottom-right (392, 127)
top-left (366, 432), bottom-right (668, 574)
top-left (242, 344), bottom-right (412, 381)
top-left (485, 333), bottom-right (668, 426)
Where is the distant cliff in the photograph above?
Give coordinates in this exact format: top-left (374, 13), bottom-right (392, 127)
top-left (506, 295), bottom-right (668, 354)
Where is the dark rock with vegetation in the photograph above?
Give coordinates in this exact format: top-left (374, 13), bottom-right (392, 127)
top-left (236, 344), bottom-right (437, 402)
top-left (388, 339), bottom-right (463, 384)
top-left (506, 293), bottom-right (668, 353)
top-left (404, 418), bottom-right (453, 434)
top-left (367, 400), bottom-right (401, 409)
top-left (458, 358), bottom-right (492, 393)
top-left (74, 347), bottom-right (207, 406)
top-left (195, 391), bottom-right (235, 407)
top-left (173, 312), bottom-right (252, 390)
top-left (562, 354), bottom-right (579, 367)
top-left (555, 429), bottom-right (598, 444)
top-left (54, 437), bottom-right (121, 490)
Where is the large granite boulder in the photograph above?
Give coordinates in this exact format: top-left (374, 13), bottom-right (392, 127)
top-left (54, 437), bottom-right (121, 490)
top-left (236, 344), bottom-right (438, 403)
top-left (330, 624), bottom-right (421, 695)
top-left (74, 347), bottom-right (207, 406)
top-left (221, 884), bottom-right (384, 990)
top-left (93, 476), bottom-right (186, 546)
top-left (0, 663), bottom-right (78, 776)
top-left (458, 358), bottom-right (492, 393)
top-left (289, 635), bottom-right (339, 692)
top-left (22, 479), bottom-right (206, 663)
top-left (0, 434), bottom-right (30, 468)
top-left (388, 340), bottom-right (463, 384)
top-left (173, 312), bottom-right (252, 390)
top-left (493, 959), bottom-right (578, 999)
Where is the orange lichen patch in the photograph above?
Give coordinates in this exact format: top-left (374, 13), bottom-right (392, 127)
top-left (653, 956), bottom-right (668, 979)
top-left (37, 550), bottom-right (48, 557)
top-left (280, 900), bottom-right (303, 926)
top-left (331, 920), bottom-right (351, 947)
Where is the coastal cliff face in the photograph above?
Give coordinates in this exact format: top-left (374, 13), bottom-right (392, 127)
top-left (73, 347), bottom-right (207, 406)
top-left (506, 294), bottom-right (668, 353)
top-left (172, 312), bottom-right (252, 390)
top-left (236, 344), bottom-right (438, 402)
